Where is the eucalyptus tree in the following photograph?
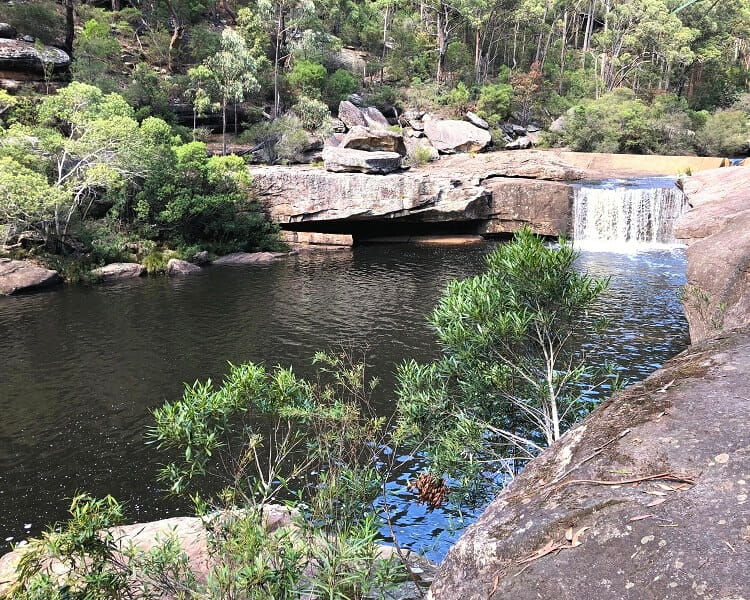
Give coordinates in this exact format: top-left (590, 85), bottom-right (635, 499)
top-left (195, 28), bottom-right (260, 155)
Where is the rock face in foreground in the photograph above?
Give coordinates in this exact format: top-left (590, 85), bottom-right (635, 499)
top-left (676, 167), bottom-right (750, 343)
top-left (252, 152), bottom-right (583, 237)
top-left (428, 326), bottom-right (750, 600)
top-left (0, 259), bottom-right (61, 295)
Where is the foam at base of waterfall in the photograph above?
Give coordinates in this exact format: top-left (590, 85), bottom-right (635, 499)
top-left (573, 183), bottom-right (688, 251)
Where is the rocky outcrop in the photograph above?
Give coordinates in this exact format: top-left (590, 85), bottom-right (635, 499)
top-left (465, 111), bottom-right (489, 130)
top-left (675, 167), bottom-right (750, 343)
top-left (504, 135), bottom-right (532, 150)
top-left (252, 151), bottom-right (582, 237)
top-left (91, 262), bottom-right (145, 281)
top-left (337, 101), bottom-right (390, 130)
top-left (322, 147), bottom-right (403, 174)
top-left (0, 259), bottom-right (61, 295)
top-left (0, 39), bottom-right (70, 74)
top-left (166, 258), bottom-right (202, 275)
top-left (428, 326), bottom-right (750, 600)
top-left (340, 125), bottom-right (406, 155)
top-left (423, 119), bottom-right (492, 153)
top-left (404, 137), bottom-right (439, 163)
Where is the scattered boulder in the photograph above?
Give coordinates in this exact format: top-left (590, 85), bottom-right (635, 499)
top-left (213, 252), bottom-right (285, 265)
top-left (322, 147), bottom-right (403, 174)
top-left (0, 23), bottom-right (17, 39)
top-left (526, 123), bottom-right (541, 132)
top-left (423, 119), bottom-right (492, 154)
top-left (347, 92), bottom-right (365, 106)
top-left (0, 259), bottom-right (61, 295)
top-left (91, 263), bottom-right (145, 281)
top-left (331, 118), bottom-right (346, 133)
top-left (192, 250), bottom-right (210, 266)
top-left (465, 111), bottom-right (489, 130)
top-left (511, 124), bottom-right (527, 136)
top-left (340, 125), bottom-right (406, 155)
top-left (0, 78), bottom-right (20, 92)
top-left (337, 100), bottom-right (367, 129)
top-left (362, 106), bottom-right (390, 129)
top-left (505, 136), bottom-right (533, 150)
top-left (0, 39), bottom-right (71, 74)
top-left (166, 258), bottom-right (201, 276)
top-left (549, 115), bottom-right (566, 132)
top-left (404, 136), bottom-right (439, 163)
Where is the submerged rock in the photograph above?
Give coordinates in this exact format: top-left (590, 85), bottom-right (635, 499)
top-left (213, 252), bottom-right (285, 265)
top-left (0, 259), bottom-right (61, 295)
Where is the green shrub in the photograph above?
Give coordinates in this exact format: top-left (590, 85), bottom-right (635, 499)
top-left (441, 82), bottom-right (472, 115)
top-left (288, 60), bottom-right (327, 99)
top-left (290, 96), bottom-right (332, 133)
top-left (4, 0), bottom-right (61, 44)
top-left (476, 82), bottom-right (513, 127)
top-left (695, 109), bottom-right (749, 156)
top-left (324, 69), bottom-right (359, 107)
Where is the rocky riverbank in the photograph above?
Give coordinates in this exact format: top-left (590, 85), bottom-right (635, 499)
top-left (426, 165), bottom-right (750, 600)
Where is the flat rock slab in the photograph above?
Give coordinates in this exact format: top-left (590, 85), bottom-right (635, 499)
top-left (212, 252), bottom-right (286, 265)
top-left (340, 125), bottom-right (406, 155)
top-left (323, 147), bottom-right (403, 174)
top-left (91, 263), bottom-right (145, 281)
top-left (0, 259), bottom-right (61, 295)
top-left (428, 326), bottom-right (750, 600)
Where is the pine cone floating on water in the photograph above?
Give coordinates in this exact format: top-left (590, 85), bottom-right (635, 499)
top-left (408, 472), bottom-right (449, 509)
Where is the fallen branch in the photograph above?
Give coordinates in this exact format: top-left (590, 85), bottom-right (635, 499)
top-left (545, 472), bottom-right (695, 498)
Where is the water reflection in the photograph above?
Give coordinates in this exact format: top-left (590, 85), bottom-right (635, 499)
top-left (0, 244), bottom-right (687, 560)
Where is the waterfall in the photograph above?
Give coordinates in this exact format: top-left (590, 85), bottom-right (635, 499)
top-left (573, 181), bottom-right (688, 250)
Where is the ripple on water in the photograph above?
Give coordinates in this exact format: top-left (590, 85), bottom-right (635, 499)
top-left (0, 245), bottom-right (687, 558)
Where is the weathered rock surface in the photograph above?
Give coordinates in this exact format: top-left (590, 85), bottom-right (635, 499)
top-left (166, 258), bottom-right (202, 275)
top-left (340, 125), bottom-right (406, 155)
top-left (423, 119), bottom-right (492, 153)
top-left (0, 39), bottom-right (71, 74)
top-left (504, 135), bottom-right (532, 150)
top-left (428, 325), bottom-right (750, 600)
top-left (362, 106), bottom-right (390, 129)
top-left (0, 259), bottom-right (61, 295)
top-left (91, 262), bottom-right (145, 281)
top-left (252, 151), bottom-right (582, 236)
top-left (212, 251), bottom-right (286, 265)
top-left (465, 111), bottom-right (489, 130)
top-left (337, 100), bottom-right (367, 129)
top-left (403, 136), bottom-right (439, 163)
top-left (676, 167), bottom-right (750, 343)
top-left (322, 147), bottom-right (403, 174)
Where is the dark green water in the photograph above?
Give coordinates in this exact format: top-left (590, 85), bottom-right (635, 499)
top-left (0, 244), bottom-right (688, 560)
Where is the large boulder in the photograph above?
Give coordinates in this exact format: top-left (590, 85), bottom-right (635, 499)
top-left (166, 258), bottom-right (202, 276)
top-left (0, 259), bottom-right (61, 295)
top-left (340, 125), bottom-right (406, 155)
top-left (322, 147), bottom-right (403, 174)
top-left (91, 263), bottom-right (145, 281)
top-left (423, 119), bottom-right (492, 154)
top-left (362, 106), bottom-right (390, 129)
top-left (0, 39), bottom-right (70, 74)
top-left (428, 324), bottom-right (750, 600)
top-left (675, 167), bottom-right (750, 343)
top-left (337, 100), bottom-right (367, 129)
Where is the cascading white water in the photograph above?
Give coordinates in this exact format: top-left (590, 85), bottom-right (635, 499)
top-left (573, 181), bottom-right (689, 250)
